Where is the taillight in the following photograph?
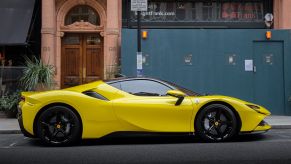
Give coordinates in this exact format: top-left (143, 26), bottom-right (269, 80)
top-left (20, 96), bottom-right (25, 102)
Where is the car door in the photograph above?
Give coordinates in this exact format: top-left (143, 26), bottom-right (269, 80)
top-left (112, 80), bottom-right (194, 132)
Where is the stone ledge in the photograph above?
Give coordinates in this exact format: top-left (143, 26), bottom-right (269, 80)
top-left (0, 111), bottom-right (8, 118)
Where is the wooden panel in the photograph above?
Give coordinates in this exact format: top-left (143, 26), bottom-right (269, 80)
top-left (62, 47), bottom-right (82, 88)
top-left (83, 47), bottom-right (102, 83)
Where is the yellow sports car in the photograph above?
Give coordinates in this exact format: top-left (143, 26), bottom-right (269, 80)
top-left (18, 77), bottom-right (271, 146)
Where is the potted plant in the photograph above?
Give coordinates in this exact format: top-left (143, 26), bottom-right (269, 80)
top-left (20, 57), bottom-right (55, 91)
top-left (106, 64), bottom-right (121, 79)
top-left (0, 91), bottom-right (21, 118)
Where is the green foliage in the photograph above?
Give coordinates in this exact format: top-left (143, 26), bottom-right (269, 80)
top-left (20, 56), bottom-right (55, 91)
top-left (106, 64), bottom-right (121, 79)
top-left (0, 91), bottom-right (21, 113)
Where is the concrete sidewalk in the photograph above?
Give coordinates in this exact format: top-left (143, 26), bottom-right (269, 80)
top-left (265, 116), bottom-right (291, 129)
top-left (0, 116), bottom-right (291, 134)
top-left (0, 119), bottom-right (21, 134)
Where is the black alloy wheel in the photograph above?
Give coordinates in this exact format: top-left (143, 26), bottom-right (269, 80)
top-left (36, 106), bottom-right (81, 146)
top-left (195, 104), bottom-right (238, 142)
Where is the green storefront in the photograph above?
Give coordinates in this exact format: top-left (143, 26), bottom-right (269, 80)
top-left (121, 0), bottom-right (291, 115)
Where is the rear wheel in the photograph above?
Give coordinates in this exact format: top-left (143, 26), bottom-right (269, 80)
top-left (195, 104), bottom-right (238, 142)
top-left (36, 106), bottom-right (81, 146)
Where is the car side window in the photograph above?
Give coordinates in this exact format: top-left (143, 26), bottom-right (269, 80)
top-left (120, 80), bottom-right (172, 96)
top-left (110, 82), bottom-right (121, 90)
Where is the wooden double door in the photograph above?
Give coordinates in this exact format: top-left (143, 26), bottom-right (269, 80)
top-left (61, 33), bottom-right (103, 88)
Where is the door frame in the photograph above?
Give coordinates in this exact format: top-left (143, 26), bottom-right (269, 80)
top-left (61, 33), bottom-right (104, 88)
top-left (253, 41), bottom-right (285, 114)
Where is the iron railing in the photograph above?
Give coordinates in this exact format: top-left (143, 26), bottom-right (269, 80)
top-left (0, 66), bottom-right (25, 96)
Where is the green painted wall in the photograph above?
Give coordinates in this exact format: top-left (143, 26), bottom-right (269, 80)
top-left (121, 29), bottom-right (291, 115)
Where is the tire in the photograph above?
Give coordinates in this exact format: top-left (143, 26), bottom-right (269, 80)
top-left (195, 104), bottom-right (238, 142)
top-left (36, 106), bottom-right (81, 146)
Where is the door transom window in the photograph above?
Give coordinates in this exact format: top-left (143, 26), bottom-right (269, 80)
top-left (65, 5), bottom-right (100, 25)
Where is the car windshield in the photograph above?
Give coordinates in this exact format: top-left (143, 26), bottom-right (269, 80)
top-left (160, 80), bottom-right (201, 96)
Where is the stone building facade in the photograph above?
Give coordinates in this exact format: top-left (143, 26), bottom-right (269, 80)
top-left (41, 0), bottom-right (122, 88)
top-left (274, 0), bottom-right (291, 29)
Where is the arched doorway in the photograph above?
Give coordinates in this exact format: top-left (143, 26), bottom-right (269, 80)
top-left (60, 5), bottom-right (104, 88)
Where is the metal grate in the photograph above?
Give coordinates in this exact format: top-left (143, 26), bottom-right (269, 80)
top-left (0, 66), bottom-right (25, 96)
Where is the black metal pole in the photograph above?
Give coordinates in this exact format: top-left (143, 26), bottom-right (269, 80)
top-left (137, 11), bottom-right (141, 52)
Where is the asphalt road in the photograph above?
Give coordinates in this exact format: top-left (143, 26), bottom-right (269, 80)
top-left (1, 130), bottom-right (291, 164)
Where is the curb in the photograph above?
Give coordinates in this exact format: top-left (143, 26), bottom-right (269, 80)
top-left (0, 130), bottom-right (22, 134)
top-left (271, 125), bottom-right (291, 129)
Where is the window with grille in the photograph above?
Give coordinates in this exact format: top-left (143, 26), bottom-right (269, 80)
top-left (123, 0), bottom-right (272, 28)
top-left (65, 5), bottom-right (100, 25)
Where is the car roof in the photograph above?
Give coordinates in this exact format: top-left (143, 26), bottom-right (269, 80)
top-left (105, 77), bottom-right (176, 89)
top-left (105, 77), bottom-right (166, 84)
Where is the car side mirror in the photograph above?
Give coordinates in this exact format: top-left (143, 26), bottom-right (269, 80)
top-left (166, 90), bottom-right (186, 106)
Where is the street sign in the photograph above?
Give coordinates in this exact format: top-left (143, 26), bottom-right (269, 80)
top-left (131, 0), bottom-right (148, 11)
top-left (132, 0), bottom-right (147, 77)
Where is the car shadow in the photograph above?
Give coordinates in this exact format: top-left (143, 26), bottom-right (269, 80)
top-left (81, 133), bottom-right (268, 146)
top-left (25, 132), bottom-right (268, 147)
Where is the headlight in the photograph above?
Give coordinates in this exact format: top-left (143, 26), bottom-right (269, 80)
top-left (246, 104), bottom-right (261, 113)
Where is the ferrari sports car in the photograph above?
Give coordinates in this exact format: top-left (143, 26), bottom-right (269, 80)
top-left (18, 77), bottom-right (271, 146)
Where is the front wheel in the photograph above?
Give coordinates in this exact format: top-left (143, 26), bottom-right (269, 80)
top-left (195, 104), bottom-right (238, 142)
top-left (36, 106), bottom-right (81, 146)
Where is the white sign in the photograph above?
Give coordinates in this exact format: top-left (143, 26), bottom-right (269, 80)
top-left (245, 60), bottom-right (253, 71)
top-left (137, 11), bottom-right (175, 16)
top-left (131, 0), bottom-right (148, 11)
top-left (137, 52), bottom-right (143, 70)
